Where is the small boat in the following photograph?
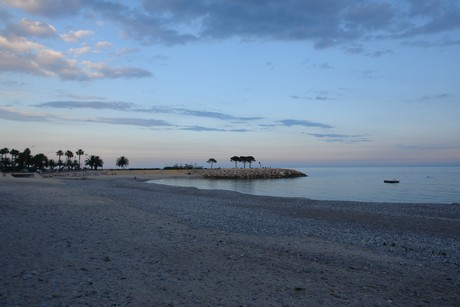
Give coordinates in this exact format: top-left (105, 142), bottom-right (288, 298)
top-left (384, 179), bottom-right (399, 183)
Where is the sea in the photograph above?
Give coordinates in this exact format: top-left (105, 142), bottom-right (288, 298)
top-left (148, 167), bottom-right (460, 204)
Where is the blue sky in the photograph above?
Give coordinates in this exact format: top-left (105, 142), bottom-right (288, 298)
top-left (1, 0), bottom-right (459, 168)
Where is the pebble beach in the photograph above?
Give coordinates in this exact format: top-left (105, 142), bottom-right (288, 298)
top-left (1, 171), bottom-right (459, 305)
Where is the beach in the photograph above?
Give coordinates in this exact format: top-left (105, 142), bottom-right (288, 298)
top-left (1, 172), bottom-right (459, 305)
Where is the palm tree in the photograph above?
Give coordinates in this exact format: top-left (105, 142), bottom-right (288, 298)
top-left (22, 148), bottom-right (32, 170)
top-left (85, 155), bottom-right (103, 170)
top-left (116, 156), bottom-right (129, 169)
top-left (56, 150), bottom-right (63, 169)
top-left (207, 158), bottom-right (217, 169)
top-left (10, 149), bottom-right (20, 168)
top-left (65, 150), bottom-right (74, 169)
top-left (76, 149), bottom-right (84, 169)
top-left (0, 147), bottom-right (9, 169)
top-left (230, 156), bottom-right (240, 168)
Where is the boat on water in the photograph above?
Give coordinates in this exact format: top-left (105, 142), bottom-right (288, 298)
top-left (384, 179), bottom-right (399, 183)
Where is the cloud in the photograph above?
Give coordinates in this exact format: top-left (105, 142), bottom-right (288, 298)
top-left (181, 126), bottom-right (249, 132)
top-left (95, 41), bottom-right (112, 48)
top-left (89, 117), bottom-right (172, 127)
top-left (35, 101), bottom-right (134, 110)
top-left (395, 144), bottom-right (459, 150)
top-left (5, 18), bottom-right (57, 38)
top-left (291, 90), bottom-right (334, 101)
top-left (68, 45), bottom-right (91, 56)
top-left (309, 133), bottom-right (371, 143)
top-left (34, 100), bottom-right (261, 122)
top-left (1, 0), bottom-right (83, 17)
top-left (366, 49), bottom-right (393, 58)
top-left (171, 108), bottom-right (262, 121)
top-left (0, 35), bottom-right (152, 80)
top-left (418, 93), bottom-right (451, 102)
top-left (60, 30), bottom-right (93, 42)
top-left (82, 61), bottom-right (152, 79)
top-left (0, 106), bottom-right (50, 122)
top-left (3, 0), bottom-right (460, 49)
top-left (402, 0), bottom-right (460, 37)
top-left (279, 119), bottom-right (333, 129)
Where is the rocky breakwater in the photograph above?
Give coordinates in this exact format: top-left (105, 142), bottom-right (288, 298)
top-left (198, 168), bottom-right (307, 179)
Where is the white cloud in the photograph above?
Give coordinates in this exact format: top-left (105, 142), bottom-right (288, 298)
top-left (95, 41), bottom-right (112, 48)
top-left (1, 0), bottom-right (82, 17)
top-left (60, 29), bottom-right (93, 42)
top-left (68, 45), bottom-right (92, 56)
top-left (0, 33), bottom-right (151, 80)
top-left (6, 18), bottom-right (58, 38)
top-left (0, 35), bottom-right (44, 52)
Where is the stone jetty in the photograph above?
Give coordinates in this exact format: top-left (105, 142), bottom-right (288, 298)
top-left (197, 168), bottom-right (307, 179)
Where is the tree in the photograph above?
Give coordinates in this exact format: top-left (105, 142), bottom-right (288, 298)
top-left (206, 158), bottom-right (217, 169)
top-left (19, 148), bottom-right (32, 170)
top-left (116, 156), bottom-right (129, 169)
top-left (85, 155), bottom-right (103, 170)
top-left (230, 156), bottom-right (240, 168)
top-left (237, 156), bottom-right (256, 169)
top-left (10, 149), bottom-right (20, 169)
top-left (56, 150), bottom-right (64, 169)
top-left (76, 149), bottom-right (84, 168)
top-left (0, 147), bottom-right (9, 169)
top-left (245, 156), bottom-right (256, 168)
top-left (48, 159), bottom-right (56, 171)
top-left (65, 150), bottom-right (74, 169)
top-left (32, 153), bottom-right (48, 170)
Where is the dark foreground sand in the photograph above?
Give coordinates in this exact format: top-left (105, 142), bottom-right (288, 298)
top-left (1, 174), bottom-right (459, 306)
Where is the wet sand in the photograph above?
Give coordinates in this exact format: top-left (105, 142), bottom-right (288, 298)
top-left (1, 173), bottom-right (459, 305)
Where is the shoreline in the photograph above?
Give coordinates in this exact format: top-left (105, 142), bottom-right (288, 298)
top-left (1, 175), bottom-right (459, 305)
top-left (25, 167), bottom-right (307, 180)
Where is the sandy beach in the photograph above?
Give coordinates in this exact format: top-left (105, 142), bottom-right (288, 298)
top-left (1, 172), bottom-right (459, 306)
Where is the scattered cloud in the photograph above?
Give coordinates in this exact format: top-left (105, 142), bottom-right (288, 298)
top-left (266, 62), bottom-right (274, 70)
top-left (4, 18), bottom-right (57, 38)
top-left (0, 106), bottom-right (50, 122)
top-left (88, 117), bottom-right (172, 127)
top-left (290, 91), bottom-right (335, 101)
top-left (35, 101), bottom-right (134, 110)
top-left (34, 100), bottom-right (262, 122)
top-left (82, 61), bottom-right (152, 79)
top-left (279, 119), bottom-right (333, 129)
top-left (1, 0), bottom-right (83, 17)
top-left (95, 41), bottom-right (111, 48)
top-left (419, 93), bottom-right (451, 102)
top-left (395, 144), bottom-right (459, 150)
top-left (181, 126), bottom-right (250, 132)
top-left (0, 34), bottom-right (152, 80)
top-left (68, 45), bottom-right (91, 56)
top-left (2, 0), bottom-right (458, 49)
top-left (309, 133), bottom-right (371, 143)
top-left (366, 49), bottom-right (394, 58)
top-left (60, 29), bottom-right (93, 42)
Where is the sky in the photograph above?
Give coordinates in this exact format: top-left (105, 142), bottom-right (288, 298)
top-left (1, 0), bottom-right (459, 168)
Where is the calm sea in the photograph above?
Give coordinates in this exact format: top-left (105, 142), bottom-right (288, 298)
top-left (148, 167), bottom-right (460, 204)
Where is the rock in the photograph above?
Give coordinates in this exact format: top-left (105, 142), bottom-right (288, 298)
top-left (197, 168), bottom-right (307, 179)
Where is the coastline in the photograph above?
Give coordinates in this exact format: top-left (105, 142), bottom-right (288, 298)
top-left (1, 175), bottom-right (459, 305)
top-left (36, 167), bottom-right (307, 180)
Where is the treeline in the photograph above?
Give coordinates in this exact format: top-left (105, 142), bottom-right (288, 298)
top-left (0, 147), bottom-right (104, 172)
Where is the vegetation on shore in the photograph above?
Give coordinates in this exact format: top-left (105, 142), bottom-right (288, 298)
top-left (1, 148), bottom-right (302, 179)
top-left (0, 147), bottom-right (109, 172)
